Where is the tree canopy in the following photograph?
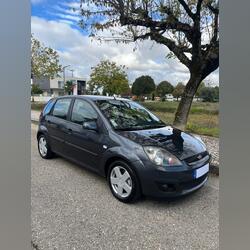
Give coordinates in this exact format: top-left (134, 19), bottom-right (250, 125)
top-left (64, 80), bottom-right (75, 95)
top-left (31, 84), bottom-right (43, 95)
top-left (131, 75), bottom-right (155, 96)
top-left (31, 35), bottom-right (62, 80)
top-left (200, 86), bottom-right (219, 102)
top-left (156, 81), bottom-right (174, 97)
top-left (78, 0), bottom-right (219, 129)
top-left (88, 60), bottom-right (130, 95)
top-left (172, 82), bottom-right (185, 100)
top-left (196, 81), bottom-right (206, 97)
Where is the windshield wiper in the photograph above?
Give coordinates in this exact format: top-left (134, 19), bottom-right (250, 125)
top-left (143, 124), bottom-right (166, 129)
top-left (115, 126), bottom-right (145, 131)
top-left (115, 124), bottom-right (166, 131)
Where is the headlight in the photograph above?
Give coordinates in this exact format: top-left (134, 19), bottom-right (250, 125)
top-left (143, 146), bottom-right (182, 167)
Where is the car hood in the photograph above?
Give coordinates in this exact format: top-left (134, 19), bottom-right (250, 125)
top-left (117, 126), bottom-right (206, 160)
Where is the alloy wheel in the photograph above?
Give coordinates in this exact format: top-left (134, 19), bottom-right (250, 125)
top-left (110, 166), bottom-right (133, 198)
top-left (39, 136), bottom-right (48, 157)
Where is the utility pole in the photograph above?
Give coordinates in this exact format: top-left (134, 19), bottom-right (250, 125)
top-left (62, 65), bottom-right (71, 88)
top-left (70, 69), bottom-right (75, 78)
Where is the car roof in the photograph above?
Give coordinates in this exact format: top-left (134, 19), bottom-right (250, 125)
top-left (56, 95), bottom-right (132, 102)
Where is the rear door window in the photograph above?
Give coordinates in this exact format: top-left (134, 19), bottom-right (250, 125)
top-left (52, 98), bottom-right (71, 120)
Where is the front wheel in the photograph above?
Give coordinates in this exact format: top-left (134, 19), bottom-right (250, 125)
top-left (107, 161), bottom-right (141, 203)
top-left (38, 134), bottom-right (54, 159)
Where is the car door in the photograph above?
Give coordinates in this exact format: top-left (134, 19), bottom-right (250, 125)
top-left (45, 97), bottom-right (72, 155)
top-left (64, 98), bottom-right (107, 171)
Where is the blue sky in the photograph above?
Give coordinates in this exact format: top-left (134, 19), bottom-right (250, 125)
top-left (31, 0), bottom-right (219, 85)
top-left (32, 0), bottom-right (82, 28)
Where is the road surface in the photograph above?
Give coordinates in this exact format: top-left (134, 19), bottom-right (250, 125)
top-left (31, 124), bottom-right (219, 250)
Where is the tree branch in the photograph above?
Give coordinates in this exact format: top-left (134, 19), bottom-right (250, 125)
top-left (183, 44), bottom-right (209, 53)
top-left (120, 15), bottom-right (193, 43)
top-left (150, 32), bottom-right (191, 67)
top-left (134, 33), bottom-right (151, 41)
top-left (207, 1), bottom-right (219, 14)
top-left (211, 12), bottom-right (219, 43)
top-left (196, 0), bottom-right (204, 16)
top-left (178, 0), bottom-right (195, 19)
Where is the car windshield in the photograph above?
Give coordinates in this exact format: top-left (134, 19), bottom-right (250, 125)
top-left (95, 99), bottom-right (166, 131)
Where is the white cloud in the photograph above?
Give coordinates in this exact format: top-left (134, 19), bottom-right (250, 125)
top-left (58, 19), bottom-right (75, 26)
top-left (204, 68), bottom-right (219, 86)
top-left (53, 5), bottom-right (80, 16)
top-left (54, 13), bottom-right (80, 22)
top-left (61, 1), bottom-right (81, 9)
top-left (31, 16), bottom-right (219, 85)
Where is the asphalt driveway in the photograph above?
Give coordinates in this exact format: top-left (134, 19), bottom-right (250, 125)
top-left (31, 124), bottom-right (219, 250)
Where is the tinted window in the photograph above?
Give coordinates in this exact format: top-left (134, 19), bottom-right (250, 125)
top-left (52, 98), bottom-right (71, 119)
top-left (95, 99), bottom-right (165, 131)
top-left (43, 99), bottom-right (55, 116)
top-left (71, 99), bottom-right (98, 125)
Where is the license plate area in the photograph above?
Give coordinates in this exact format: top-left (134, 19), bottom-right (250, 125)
top-left (194, 163), bottom-right (209, 179)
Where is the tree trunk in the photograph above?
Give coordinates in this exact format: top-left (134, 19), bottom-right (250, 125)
top-left (173, 75), bottom-right (202, 130)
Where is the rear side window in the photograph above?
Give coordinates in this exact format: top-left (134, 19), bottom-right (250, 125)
top-left (52, 98), bottom-right (71, 119)
top-left (43, 99), bottom-right (56, 116)
top-left (71, 99), bottom-right (98, 124)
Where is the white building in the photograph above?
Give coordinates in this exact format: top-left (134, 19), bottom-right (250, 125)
top-left (33, 76), bottom-right (87, 97)
top-left (165, 94), bottom-right (174, 101)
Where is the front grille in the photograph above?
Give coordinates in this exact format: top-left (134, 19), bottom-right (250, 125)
top-left (184, 151), bottom-right (210, 167)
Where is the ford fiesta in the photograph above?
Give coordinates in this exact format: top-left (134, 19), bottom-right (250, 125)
top-left (37, 95), bottom-right (211, 203)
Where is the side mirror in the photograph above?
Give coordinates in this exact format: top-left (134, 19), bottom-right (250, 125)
top-left (82, 120), bottom-right (98, 131)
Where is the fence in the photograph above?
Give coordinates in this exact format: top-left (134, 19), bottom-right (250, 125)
top-left (31, 95), bottom-right (53, 103)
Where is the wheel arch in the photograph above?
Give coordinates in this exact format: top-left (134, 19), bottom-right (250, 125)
top-left (37, 125), bottom-right (49, 141)
top-left (104, 156), bottom-right (142, 190)
top-left (104, 156), bottom-right (132, 177)
top-left (37, 131), bottom-right (44, 141)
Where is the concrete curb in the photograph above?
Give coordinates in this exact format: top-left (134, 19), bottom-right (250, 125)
top-left (31, 118), bottom-right (219, 176)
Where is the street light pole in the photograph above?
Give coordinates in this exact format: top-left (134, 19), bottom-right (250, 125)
top-left (70, 69), bottom-right (75, 78)
top-left (62, 65), bottom-right (71, 88)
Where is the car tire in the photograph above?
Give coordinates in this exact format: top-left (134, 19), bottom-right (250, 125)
top-left (107, 160), bottom-right (141, 203)
top-left (38, 134), bottom-right (54, 159)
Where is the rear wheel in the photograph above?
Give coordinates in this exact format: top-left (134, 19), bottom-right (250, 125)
top-left (107, 161), bottom-right (141, 203)
top-left (38, 134), bottom-right (54, 159)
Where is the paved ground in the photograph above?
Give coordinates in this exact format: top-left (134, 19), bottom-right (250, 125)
top-left (31, 124), bottom-right (219, 250)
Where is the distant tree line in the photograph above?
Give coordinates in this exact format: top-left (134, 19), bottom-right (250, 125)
top-left (130, 75), bottom-right (219, 102)
top-left (87, 59), bottom-right (219, 102)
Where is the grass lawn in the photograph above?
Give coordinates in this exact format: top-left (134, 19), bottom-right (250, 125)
top-left (31, 102), bottom-right (46, 111)
top-left (31, 100), bottom-right (219, 137)
top-left (142, 101), bottom-right (219, 137)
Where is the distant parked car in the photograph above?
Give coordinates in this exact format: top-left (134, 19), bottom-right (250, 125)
top-left (37, 95), bottom-right (211, 203)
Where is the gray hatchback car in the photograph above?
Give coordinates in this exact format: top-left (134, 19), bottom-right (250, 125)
top-left (37, 95), bottom-right (210, 203)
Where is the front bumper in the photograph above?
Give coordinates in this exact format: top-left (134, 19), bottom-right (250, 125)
top-left (134, 160), bottom-right (209, 198)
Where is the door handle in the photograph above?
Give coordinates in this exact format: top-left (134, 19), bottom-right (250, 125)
top-left (47, 120), bottom-right (51, 124)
